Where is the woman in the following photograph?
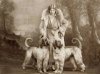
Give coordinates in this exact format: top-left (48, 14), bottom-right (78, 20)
top-left (39, 4), bottom-right (68, 68)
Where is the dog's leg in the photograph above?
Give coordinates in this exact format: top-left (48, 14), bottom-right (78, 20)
top-left (59, 60), bottom-right (64, 74)
top-left (43, 55), bottom-right (49, 73)
top-left (52, 63), bottom-right (56, 71)
top-left (32, 58), bottom-right (37, 69)
top-left (43, 60), bottom-right (48, 73)
top-left (80, 63), bottom-right (85, 72)
top-left (70, 57), bottom-right (77, 71)
top-left (75, 60), bottom-right (85, 72)
top-left (22, 50), bottom-right (32, 69)
top-left (37, 59), bottom-right (43, 73)
top-left (54, 61), bottom-right (59, 73)
top-left (74, 53), bottom-right (85, 72)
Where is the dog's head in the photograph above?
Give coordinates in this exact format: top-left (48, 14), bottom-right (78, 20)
top-left (53, 40), bottom-right (63, 49)
top-left (39, 38), bottom-right (49, 48)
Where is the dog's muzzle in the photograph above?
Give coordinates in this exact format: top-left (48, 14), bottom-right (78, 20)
top-left (53, 40), bottom-right (63, 49)
top-left (40, 38), bottom-right (49, 48)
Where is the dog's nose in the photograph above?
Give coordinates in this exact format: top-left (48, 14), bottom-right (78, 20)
top-left (55, 40), bottom-right (62, 47)
top-left (58, 31), bottom-right (63, 38)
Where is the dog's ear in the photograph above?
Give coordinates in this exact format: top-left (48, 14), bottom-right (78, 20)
top-left (45, 38), bottom-right (50, 46)
top-left (53, 41), bottom-right (56, 49)
top-left (39, 39), bottom-right (43, 48)
top-left (40, 35), bottom-right (44, 39)
top-left (46, 40), bottom-right (50, 46)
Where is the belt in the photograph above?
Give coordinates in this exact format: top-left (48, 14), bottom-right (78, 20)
top-left (47, 27), bottom-right (59, 31)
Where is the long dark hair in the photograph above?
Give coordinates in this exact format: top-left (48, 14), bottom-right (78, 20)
top-left (47, 4), bottom-right (57, 14)
top-left (47, 4), bottom-right (64, 22)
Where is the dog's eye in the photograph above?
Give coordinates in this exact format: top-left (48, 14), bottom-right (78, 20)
top-left (58, 31), bottom-right (63, 38)
top-left (45, 39), bottom-right (47, 42)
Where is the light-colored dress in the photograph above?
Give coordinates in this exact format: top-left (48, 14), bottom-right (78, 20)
top-left (39, 8), bottom-right (68, 46)
top-left (39, 8), bottom-right (68, 65)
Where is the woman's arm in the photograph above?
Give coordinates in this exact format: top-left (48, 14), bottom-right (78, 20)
top-left (57, 9), bottom-right (69, 36)
top-left (39, 9), bottom-right (47, 38)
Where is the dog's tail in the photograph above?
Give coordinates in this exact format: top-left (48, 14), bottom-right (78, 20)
top-left (72, 38), bottom-right (82, 49)
top-left (25, 38), bottom-right (33, 47)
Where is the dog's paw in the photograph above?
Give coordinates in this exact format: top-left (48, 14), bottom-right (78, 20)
top-left (57, 70), bottom-right (62, 74)
top-left (39, 70), bottom-right (43, 74)
top-left (43, 69), bottom-right (47, 73)
top-left (54, 70), bottom-right (62, 74)
top-left (22, 65), bottom-right (26, 70)
top-left (44, 72), bottom-right (49, 74)
top-left (80, 69), bottom-right (85, 72)
top-left (54, 70), bottom-right (58, 73)
top-left (52, 65), bottom-right (55, 70)
top-left (22, 66), bottom-right (26, 70)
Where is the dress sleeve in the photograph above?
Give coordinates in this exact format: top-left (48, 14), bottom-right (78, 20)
top-left (57, 9), bottom-right (69, 36)
top-left (39, 9), bottom-right (47, 38)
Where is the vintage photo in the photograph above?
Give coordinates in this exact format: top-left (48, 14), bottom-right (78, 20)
top-left (0, 0), bottom-right (100, 74)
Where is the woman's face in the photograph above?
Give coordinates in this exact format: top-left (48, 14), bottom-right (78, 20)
top-left (50, 8), bottom-right (56, 15)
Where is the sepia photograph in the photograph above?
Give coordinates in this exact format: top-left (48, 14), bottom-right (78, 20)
top-left (0, 0), bottom-right (100, 74)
